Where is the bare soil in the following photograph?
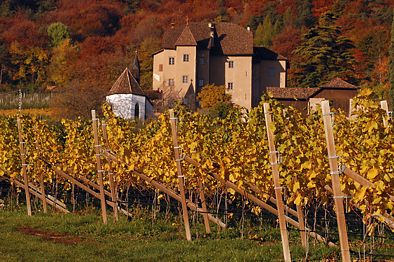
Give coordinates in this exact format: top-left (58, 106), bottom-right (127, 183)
top-left (17, 226), bottom-right (82, 245)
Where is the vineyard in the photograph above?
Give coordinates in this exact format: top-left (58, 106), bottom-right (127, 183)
top-left (0, 90), bottom-right (394, 261)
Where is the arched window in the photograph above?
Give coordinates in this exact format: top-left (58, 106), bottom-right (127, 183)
top-left (134, 103), bottom-right (140, 119)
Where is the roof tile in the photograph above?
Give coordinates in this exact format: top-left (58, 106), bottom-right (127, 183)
top-left (174, 25), bottom-right (197, 46)
top-left (320, 78), bottom-right (358, 89)
top-left (162, 22), bottom-right (253, 55)
top-left (266, 87), bottom-right (319, 100)
top-left (108, 68), bottom-right (145, 96)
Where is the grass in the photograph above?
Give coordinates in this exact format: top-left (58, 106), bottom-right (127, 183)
top-left (0, 207), bottom-right (344, 262)
top-left (0, 206), bottom-right (393, 261)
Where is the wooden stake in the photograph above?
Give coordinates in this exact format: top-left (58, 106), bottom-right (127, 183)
top-left (12, 177), bottom-right (69, 213)
top-left (263, 103), bottom-right (291, 262)
top-left (135, 170), bottom-right (226, 228)
top-left (101, 120), bottom-right (119, 221)
top-left (91, 110), bottom-right (107, 224)
top-left (169, 109), bottom-right (192, 241)
top-left (324, 185), bottom-right (394, 231)
top-left (246, 182), bottom-right (299, 218)
top-left (101, 151), bottom-right (225, 228)
top-left (17, 118), bottom-right (32, 216)
top-left (53, 167), bottom-right (114, 208)
top-left (343, 166), bottom-right (394, 202)
top-left (380, 100), bottom-right (389, 128)
top-left (197, 177), bottom-right (211, 234)
top-left (296, 205), bottom-right (307, 248)
top-left (321, 100), bottom-right (351, 262)
top-left (34, 124), bottom-right (47, 213)
top-left (348, 99), bottom-right (353, 118)
top-left (191, 157), bottom-right (337, 247)
top-left (39, 171), bottom-right (47, 213)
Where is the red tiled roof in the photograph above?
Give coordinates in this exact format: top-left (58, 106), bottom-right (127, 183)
top-left (267, 78), bottom-right (358, 100)
top-left (108, 68), bottom-right (145, 96)
top-left (174, 25), bottom-right (197, 46)
top-left (214, 22), bottom-right (253, 54)
top-left (320, 77), bottom-right (358, 89)
top-left (266, 87), bottom-right (320, 100)
top-left (162, 22), bottom-right (253, 55)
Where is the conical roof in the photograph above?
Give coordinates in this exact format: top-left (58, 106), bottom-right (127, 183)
top-left (108, 68), bottom-right (145, 96)
top-left (174, 25), bottom-right (197, 46)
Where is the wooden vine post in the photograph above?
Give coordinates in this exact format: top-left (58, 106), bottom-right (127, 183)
top-left (17, 117), bottom-right (32, 216)
top-left (348, 99), bottom-right (353, 118)
top-left (34, 124), bottom-right (47, 213)
top-left (101, 120), bottom-right (119, 222)
top-left (321, 101), bottom-right (351, 262)
top-left (263, 103), bottom-right (291, 262)
top-left (91, 110), bottom-right (108, 224)
top-left (169, 109), bottom-right (192, 241)
top-left (380, 100), bottom-right (389, 128)
top-left (296, 205), bottom-right (307, 248)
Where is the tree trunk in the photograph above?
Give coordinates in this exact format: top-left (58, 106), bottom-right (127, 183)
top-left (0, 64), bottom-right (3, 85)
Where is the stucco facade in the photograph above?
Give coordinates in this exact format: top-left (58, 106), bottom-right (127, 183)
top-left (106, 94), bottom-right (153, 120)
top-left (153, 22), bottom-right (287, 110)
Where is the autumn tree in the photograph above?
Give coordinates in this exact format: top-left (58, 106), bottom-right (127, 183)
top-left (1, 17), bottom-right (46, 48)
top-left (197, 84), bottom-right (232, 118)
top-left (293, 12), bottom-right (356, 87)
top-left (272, 26), bottom-right (301, 60)
top-left (0, 43), bottom-right (9, 86)
top-left (137, 36), bottom-right (161, 90)
top-left (121, 0), bottom-right (140, 13)
top-left (390, 10), bottom-right (394, 105)
top-left (50, 2), bottom-right (122, 40)
top-left (51, 35), bottom-right (132, 118)
top-left (9, 42), bottom-right (49, 88)
top-left (197, 84), bottom-right (231, 108)
top-left (47, 39), bottom-right (78, 87)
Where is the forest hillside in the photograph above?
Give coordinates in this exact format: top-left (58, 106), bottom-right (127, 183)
top-left (0, 0), bottom-right (393, 116)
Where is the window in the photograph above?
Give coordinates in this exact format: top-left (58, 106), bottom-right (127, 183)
top-left (182, 75), bottom-right (188, 83)
top-left (134, 103), bottom-right (140, 119)
top-left (198, 57), bottom-right (204, 64)
top-left (169, 57), bottom-right (175, 65)
top-left (227, 82), bottom-right (233, 90)
top-left (228, 61), bottom-right (234, 68)
top-left (183, 54), bottom-right (189, 62)
top-left (159, 64), bottom-right (163, 72)
top-left (168, 79), bottom-right (175, 86)
top-left (198, 79), bottom-right (204, 87)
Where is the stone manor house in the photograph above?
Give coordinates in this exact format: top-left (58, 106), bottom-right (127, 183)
top-left (152, 22), bottom-right (287, 110)
top-left (106, 21), bottom-right (357, 120)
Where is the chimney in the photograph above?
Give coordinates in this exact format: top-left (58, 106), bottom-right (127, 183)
top-left (207, 22), bottom-right (216, 49)
top-left (208, 22), bottom-right (215, 38)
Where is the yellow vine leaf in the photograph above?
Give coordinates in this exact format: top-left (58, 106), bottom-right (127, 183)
top-left (294, 195), bottom-right (302, 206)
top-left (293, 181), bottom-right (300, 192)
top-left (367, 167), bottom-right (378, 180)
